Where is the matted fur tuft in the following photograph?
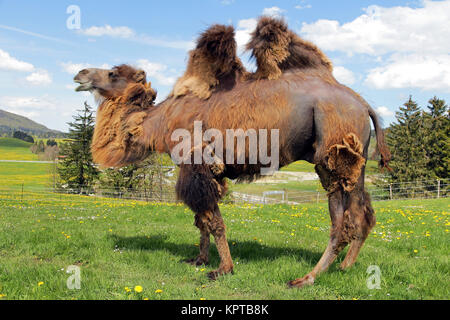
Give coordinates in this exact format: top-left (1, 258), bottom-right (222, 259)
top-left (91, 81), bottom-right (156, 167)
top-left (247, 16), bottom-right (333, 80)
top-left (172, 24), bottom-right (248, 100)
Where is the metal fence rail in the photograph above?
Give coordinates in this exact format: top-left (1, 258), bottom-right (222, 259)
top-left (0, 179), bottom-right (447, 206)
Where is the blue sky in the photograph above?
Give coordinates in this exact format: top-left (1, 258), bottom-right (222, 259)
top-left (0, 0), bottom-right (449, 131)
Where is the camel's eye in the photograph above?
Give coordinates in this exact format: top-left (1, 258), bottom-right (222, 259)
top-left (108, 71), bottom-right (118, 80)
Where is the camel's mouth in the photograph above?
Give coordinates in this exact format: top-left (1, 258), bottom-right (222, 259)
top-left (74, 79), bottom-right (93, 92)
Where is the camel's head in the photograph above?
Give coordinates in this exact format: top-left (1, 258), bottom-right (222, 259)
top-left (74, 64), bottom-right (147, 99)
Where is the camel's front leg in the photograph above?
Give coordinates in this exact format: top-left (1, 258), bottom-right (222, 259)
top-left (288, 189), bottom-right (348, 288)
top-left (186, 213), bottom-right (211, 266)
top-left (207, 204), bottom-right (233, 280)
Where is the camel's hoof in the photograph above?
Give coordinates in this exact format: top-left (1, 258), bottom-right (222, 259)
top-left (207, 268), bottom-right (233, 281)
top-left (184, 256), bottom-right (208, 266)
top-left (339, 262), bottom-right (351, 270)
top-left (287, 274), bottom-right (315, 289)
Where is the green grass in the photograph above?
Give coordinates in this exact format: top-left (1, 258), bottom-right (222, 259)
top-left (280, 160), bottom-right (379, 174)
top-left (0, 190), bottom-right (448, 300)
top-left (0, 162), bottom-right (52, 190)
top-left (0, 140), bottom-right (447, 300)
top-left (280, 160), bottom-right (316, 172)
top-left (0, 138), bottom-right (38, 161)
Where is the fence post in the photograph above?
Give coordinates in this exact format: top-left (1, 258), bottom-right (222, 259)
top-left (316, 191), bottom-right (320, 203)
top-left (437, 179), bottom-right (440, 199)
top-left (389, 184), bottom-right (393, 200)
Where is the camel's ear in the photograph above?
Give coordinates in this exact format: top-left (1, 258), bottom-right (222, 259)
top-left (121, 83), bottom-right (156, 107)
top-left (133, 70), bottom-right (147, 84)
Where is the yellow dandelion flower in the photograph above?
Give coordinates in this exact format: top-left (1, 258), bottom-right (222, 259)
top-left (134, 285), bottom-right (143, 293)
top-left (155, 289), bottom-right (163, 294)
top-left (413, 250), bottom-right (418, 253)
top-left (38, 281), bottom-right (44, 287)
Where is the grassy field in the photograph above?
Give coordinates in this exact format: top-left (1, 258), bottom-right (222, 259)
top-left (0, 190), bottom-right (448, 300)
top-left (0, 137), bottom-right (38, 161)
top-left (0, 137), bottom-right (448, 300)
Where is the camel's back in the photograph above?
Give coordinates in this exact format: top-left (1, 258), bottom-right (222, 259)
top-left (158, 69), bottom-right (371, 165)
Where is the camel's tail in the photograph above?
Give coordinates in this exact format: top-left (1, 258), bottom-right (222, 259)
top-left (368, 106), bottom-right (391, 170)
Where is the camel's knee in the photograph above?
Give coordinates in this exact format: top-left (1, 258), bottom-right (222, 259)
top-left (322, 133), bottom-right (366, 193)
top-left (194, 210), bottom-right (226, 237)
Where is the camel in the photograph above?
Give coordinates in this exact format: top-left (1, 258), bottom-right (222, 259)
top-left (73, 17), bottom-right (390, 288)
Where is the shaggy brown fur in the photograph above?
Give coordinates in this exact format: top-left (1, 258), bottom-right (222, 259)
top-left (172, 24), bottom-right (248, 99)
top-left (246, 17), bottom-right (333, 80)
top-left (326, 133), bottom-right (366, 193)
top-left (91, 81), bottom-right (156, 167)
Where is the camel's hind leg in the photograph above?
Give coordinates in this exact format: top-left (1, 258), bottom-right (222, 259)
top-left (340, 188), bottom-right (376, 269)
top-left (289, 133), bottom-right (367, 288)
top-left (288, 171), bottom-right (349, 288)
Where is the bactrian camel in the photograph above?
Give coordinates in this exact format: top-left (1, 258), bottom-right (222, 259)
top-left (73, 17), bottom-right (390, 288)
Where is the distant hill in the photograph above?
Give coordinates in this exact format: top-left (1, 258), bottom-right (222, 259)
top-left (0, 109), bottom-right (66, 138)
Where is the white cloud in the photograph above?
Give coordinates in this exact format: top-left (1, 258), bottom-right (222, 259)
top-left (25, 69), bottom-right (52, 86)
top-left (365, 54), bottom-right (450, 91)
top-left (375, 106), bottom-right (394, 117)
top-left (78, 25), bottom-right (194, 50)
top-left (235, 18), bottom-right (257, 50)
top-left (0, 49), bottom-right (34, 72)
top-left (60, 62), bottom-right (111, 75)
top-left (333, 66), bottom-right (356, 86)
top-left (80, 25), bottom-right (135, 38)
top-left (262, 7), bottom-right (286, 18)
top-left (61, 62), bottom-right (91, 75)
top-left (295, 4), bottom-right (312, 10)
top-left (136, 59), bottom-right (177, 86)
top-left (300, 0), bottom-right (450, 56)
top-left (0, 95), bottom-right (57, 110)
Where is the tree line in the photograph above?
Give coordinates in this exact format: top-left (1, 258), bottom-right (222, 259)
top-left (382, 96), bottom-right (449, 184)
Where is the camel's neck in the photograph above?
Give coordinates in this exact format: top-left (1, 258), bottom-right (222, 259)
top-left (91, 97), bottom-right (168, 168)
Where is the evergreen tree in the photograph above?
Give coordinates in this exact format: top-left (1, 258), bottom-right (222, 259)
top-left (37, 140), bottom-right (45, 153)
top-left (385, 96), bottom-right (432, 185)
top-left (423, 97), bottom-right (449, 180)
top-left (96, 153), bottom-right (176, 201)
top-left (57, 102), bottom-right (98, 192)
top-left (46, 139), bottom-right (57, 147)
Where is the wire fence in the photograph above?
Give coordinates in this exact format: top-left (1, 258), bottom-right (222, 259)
top-left (231, 179), bottom-right (449, 205)
top-left (0, 178), bottom-right (447, 206)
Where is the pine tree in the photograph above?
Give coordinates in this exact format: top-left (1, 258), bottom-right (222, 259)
top-left (423, 97), bottom-right (449, 180)
top-left (385, 96), bottom-right (432, 186)
top-left (58, 102), bottom-right (99, 192)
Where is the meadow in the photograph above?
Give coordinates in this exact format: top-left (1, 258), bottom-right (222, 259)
top-left (0, 137), bottom-right (448, 300)
top-left (0, 138), bottom-right (38, 161)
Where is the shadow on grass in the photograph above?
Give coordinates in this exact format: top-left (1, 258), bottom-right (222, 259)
top-left (111, 234), bottom-right (323, 268)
